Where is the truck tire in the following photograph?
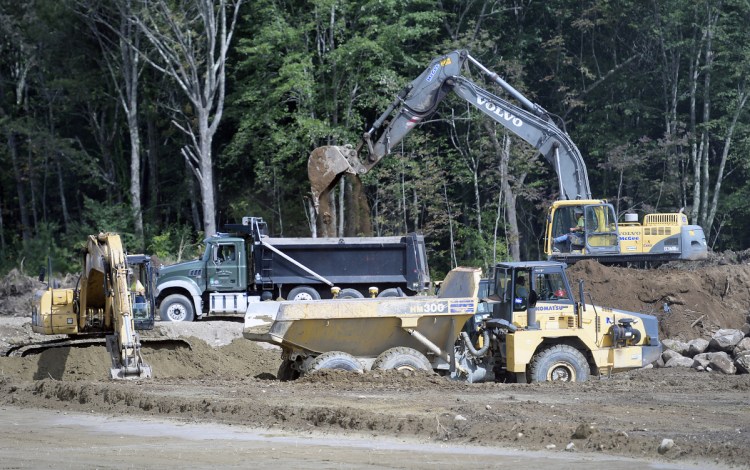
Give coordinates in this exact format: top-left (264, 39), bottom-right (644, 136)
top-left (287, 286), bottom-right (321, 301)
top-left (337, 288), bottom-right (364, 299)
top-left (159, 294), bottom-right (195, 322)
top-left (377, 288), bottom-right (403, 298)
top-left (306, 351), bottom-right (363, 374)
top-left (372, 347), bottom-right (432, 372)
top-left (529, 344), bottom-right (590, 383)
top-left (277, 360), bottom-right (300, 381)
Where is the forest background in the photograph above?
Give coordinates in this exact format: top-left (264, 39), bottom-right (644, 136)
top-left (1, 0), bottom-right (748, 279)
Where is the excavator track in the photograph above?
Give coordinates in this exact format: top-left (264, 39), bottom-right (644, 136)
top-left (3, 336), bottom-right (192, 358)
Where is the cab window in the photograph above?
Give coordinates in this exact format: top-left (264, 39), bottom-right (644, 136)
top-left (532, 271), bottom-right (570, 301)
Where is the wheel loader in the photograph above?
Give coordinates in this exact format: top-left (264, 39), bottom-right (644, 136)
top-left (244, 261), bottom-right (661, 383)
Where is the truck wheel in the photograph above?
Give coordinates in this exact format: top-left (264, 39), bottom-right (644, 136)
top-left (529, 344), bottom-right (590, 383)
top-left (306, 351), bottom-right (363, 374)
top-left (287, 286), bottom-right (321, 301)
top-left (377, 288), bottom-right (403, 298)
top-left (277, 360), bottom-right (300, 381)
top-left (372, 347), bottom-right (432, 372)
top-left (338, 288), bottom-right (364, 299)
top-left (159, 294), bottom-right (195, 322)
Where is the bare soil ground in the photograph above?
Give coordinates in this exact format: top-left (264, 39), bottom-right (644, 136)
top-left (1, 256), bottom-right (750, 468)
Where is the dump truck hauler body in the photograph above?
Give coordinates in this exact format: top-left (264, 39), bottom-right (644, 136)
top-left (245, 263), bottom-right (661, 383)
top-left (155, 216), bottom-right (431, 322)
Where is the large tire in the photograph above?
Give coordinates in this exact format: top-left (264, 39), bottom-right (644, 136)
top-left (337, 288), bottom-right (364, 299)
top-left (377, 288), bottom-right (403, 298)
top-left (372, 347), bottom-right (432, 372)
top-left (306, 351), bottom-right (363, 374)
top-left (528, 344), bottom-right (590, 383)
top-left (287, 286), bottom-right (321, 301)
top-left (159, 294), bottom-right (195, 322)
top-left (277, 360), bottom-right (300, 381)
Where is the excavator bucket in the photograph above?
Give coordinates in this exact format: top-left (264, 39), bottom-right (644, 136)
top-left (307, 145), bottom-right (360, 211)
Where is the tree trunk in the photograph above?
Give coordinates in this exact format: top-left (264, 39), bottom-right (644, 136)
top-left (198, 112), bottom-right (217, 237)
top-left (55, 152), bottom-right (70, 233)
top-left (500, 134), bottom-right (520, 261)
top-left (134, 0), bottom-right (242, 238)
top-left (147, 110), bottom-right (159, 223)
top-left (706, 90), bottom-right (748, 232)
top-left (484, 122), bottom-right (520, 261)
top-left (7, 131), bottom-right (31, 243)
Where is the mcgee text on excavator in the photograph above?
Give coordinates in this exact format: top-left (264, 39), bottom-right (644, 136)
top-left (307, 50), bottom-right (707, 264)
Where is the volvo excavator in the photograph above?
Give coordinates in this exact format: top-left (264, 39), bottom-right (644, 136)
top-left (308, 50), bottom-right (707, 264)
top-left (25, 233), bottom-right (154, 379)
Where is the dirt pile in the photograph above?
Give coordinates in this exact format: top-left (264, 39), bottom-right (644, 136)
top-left (0, 269), bottom-right (77, 317)
top-left (0, 335), bottom-right (279, 382)
top-left (566, 259), bottom-right (750, 340)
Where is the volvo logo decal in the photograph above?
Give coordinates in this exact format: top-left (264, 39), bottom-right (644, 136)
top-left (476, 96), bottom-right (523, 127)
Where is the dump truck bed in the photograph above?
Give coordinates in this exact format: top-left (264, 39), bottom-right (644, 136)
top-left (243, 267), bottom-right (481, 360)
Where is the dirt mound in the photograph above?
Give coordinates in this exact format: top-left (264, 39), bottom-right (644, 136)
top-left (0, 270), bottom-right (78, 317)
top-left (567, 260), bottom-right (750, 340)
top-left (0, 336), bottom-right (280, 381)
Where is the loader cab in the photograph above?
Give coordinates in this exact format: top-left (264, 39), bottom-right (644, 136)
top-left (488, 261), bottom-right (574, 328)
top-left (547, 201), bottom-right (620, 256)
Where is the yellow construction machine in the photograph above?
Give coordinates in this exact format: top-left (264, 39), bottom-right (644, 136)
top-left (308, 50), bottom-right (707, 264)
top-left (29, 233), bottom-right (153, 379)
top-left (244, 261), bottom-right (661, 383)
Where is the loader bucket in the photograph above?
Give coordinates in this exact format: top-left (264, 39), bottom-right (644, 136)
top-left (307, 145), bottom-right (359, 211)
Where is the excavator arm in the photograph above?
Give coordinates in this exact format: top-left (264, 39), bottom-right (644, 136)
top-left (308, 50), bottom-right (591, 210)
top-left (29, 233), bottom-right (152, 379)
top-left (82, 233), bottom-right (152, 379)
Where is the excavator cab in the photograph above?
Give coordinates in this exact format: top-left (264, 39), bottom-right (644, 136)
top-left (127, 255), bottom-right (155, 330)
top-left (547, 201), bottom-right (620, 257)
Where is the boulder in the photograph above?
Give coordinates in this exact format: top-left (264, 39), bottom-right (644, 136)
top-left (693, 353), bottom-right (711, 369)
top-left (735, 351), bottom-right (750, 374)
top-left (661, 349), bottom-right (683, 363)
top-left (665, 356), bottom-right (694, 368)
top-left (686, 338), bottom-right (709, 357)
top-left (655, 356), bottom-right (666, 368)
top-left (662, 339), bottom-right (689, 355)
top-left (658, 438), bottom-right (674, 455)
top-left (709, 329), bottom-right (744, 352)
top-left (741, 323), bottom-right (750, 337)
top-left (708, 351), bottom-right (737, 375)
top-left (572, 423), bottom-right (598, 439)
top-left (734, 337), bottom-right (750, 356)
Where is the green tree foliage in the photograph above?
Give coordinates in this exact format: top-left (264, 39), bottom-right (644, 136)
top-left (1, 0), bottom-right (750, 278)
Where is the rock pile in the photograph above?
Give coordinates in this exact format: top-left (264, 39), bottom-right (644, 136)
top-left (656, 315), bottom-right (750, 375)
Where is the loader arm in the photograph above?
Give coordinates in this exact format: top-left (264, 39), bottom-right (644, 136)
top-left (308, 50), bottom-right (591, 209)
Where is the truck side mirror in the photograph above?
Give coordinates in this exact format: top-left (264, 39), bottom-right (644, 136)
top-left (528, 289), bottom-right (538, 308)
top-left (38, 267), bottom-right (46, 282)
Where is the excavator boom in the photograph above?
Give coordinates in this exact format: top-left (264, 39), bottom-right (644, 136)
top-left (308, 50), bottom-right (591, 211)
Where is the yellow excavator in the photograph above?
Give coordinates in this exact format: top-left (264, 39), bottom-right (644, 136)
top-left (30, 233), bottom-right (153, 379)
top-left (308, 50), bottom-right (707, 264)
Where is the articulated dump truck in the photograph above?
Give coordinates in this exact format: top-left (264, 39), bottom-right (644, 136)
top-left (244, 261), bottom-right (662, 383)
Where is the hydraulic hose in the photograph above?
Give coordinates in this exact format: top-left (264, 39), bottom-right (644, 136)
top-left (460, 330), bottom-right (491, 357)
